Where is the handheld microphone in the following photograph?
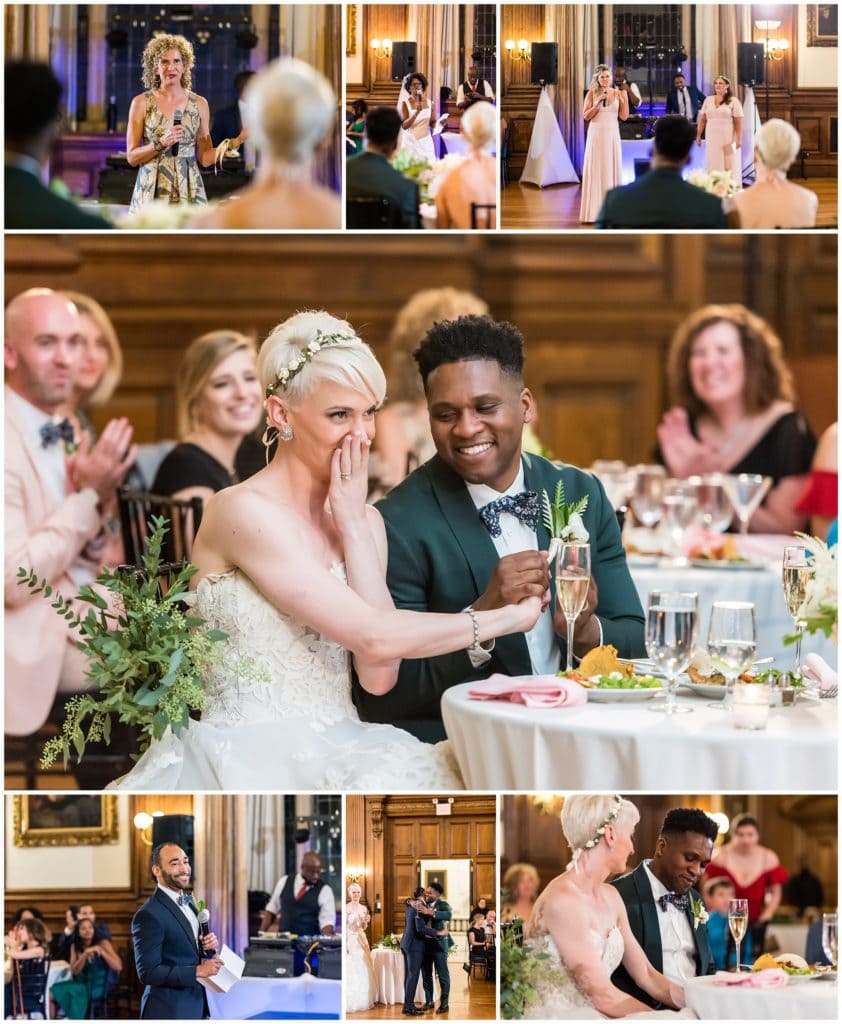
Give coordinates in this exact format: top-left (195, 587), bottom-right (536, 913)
top-left (602, 90), bottom-right (608, 108)
top-left (197, 908), bottom-right (216, 957)
top-left (170, 109), bottom-right (183, 157)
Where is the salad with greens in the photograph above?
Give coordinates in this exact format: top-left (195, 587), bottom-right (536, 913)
top-left (558, 670), bottom-right (662, 690)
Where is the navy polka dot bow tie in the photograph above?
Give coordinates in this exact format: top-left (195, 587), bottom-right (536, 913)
top-left (40, 417), bottom-right (75, 449)
top-left (479, 491), bottom-right (539, 537)
top-left (658, 892), bottom-right (689, 912)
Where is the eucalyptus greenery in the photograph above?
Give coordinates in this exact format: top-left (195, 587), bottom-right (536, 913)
top-left (500, 919), bottom-right (552, 1019)
top-left (374, 933), bottom-right (402, 949)
top-left (17, 516), bottom-right (225, 769)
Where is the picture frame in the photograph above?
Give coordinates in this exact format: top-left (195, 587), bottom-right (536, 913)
top-left (423, 868), bottom-right (447, 897)
top-left (12, 795), bottom-right (119, 847)
top-left (807, 5), bottom-right (837, 46)
top-left (346, 4), bottom-right (357, 56)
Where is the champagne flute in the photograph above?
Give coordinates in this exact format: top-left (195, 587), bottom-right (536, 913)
top-left (821, 912), bottom-right (838, 969)
top-left (556, 542), bottom-right (591, 672)
top-left (782, 545), bottom-right (811, 680)
top-left (645, 591), bottom-right (698, 714)
top-left (729, 899), bottom-right (749, 973)
top-left (722, 473), bottom-right (771, 535)
top-left (707, 602), bottom-right (757, 710)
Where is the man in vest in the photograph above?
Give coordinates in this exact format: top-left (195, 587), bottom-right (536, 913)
top-left (260, 852), bottom-right (336, 976)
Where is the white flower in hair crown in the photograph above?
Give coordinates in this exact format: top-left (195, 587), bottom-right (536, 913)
top-left (266, 330), bottom-right (356, 396)
top-left (570, 794), bottom-right (623, 868)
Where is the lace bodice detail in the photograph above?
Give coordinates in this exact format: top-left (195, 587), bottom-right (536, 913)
top-left (195, 566), bottom-right (357, 726)
top-left (345, 904), bottom-right (370, 933)
top-left (523, 927), bottom-right (624, 1017)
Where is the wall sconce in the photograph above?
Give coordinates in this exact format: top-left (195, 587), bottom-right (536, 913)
top-left (133, 810), bottom-right (164, 846)
top-left (370, 38), bottom-right (393, 59)
top-left (755, 20), bottom-right (789, 61)
top-left (347, 866), bottom-right (365, 883)
top-left (504, 39), bottom-right (531, 63)
top-left (532, 793), bottom-right (566, 817)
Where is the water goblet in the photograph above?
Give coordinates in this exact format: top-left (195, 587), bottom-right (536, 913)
top-left (630, 465), bottom-right (666, 530)
top-left (821, 912), bottom-right (837, 969)
top-left (707, 601), bottom-right (757, 710)
top-left (645, 591), bottom-right (698, 714)
top-left (690, 473), bottom-right (733, 533)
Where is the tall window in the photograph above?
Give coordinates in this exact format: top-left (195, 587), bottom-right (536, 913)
top-left (471, 4), bottom-right (496, 91)
top-left (611, 4), bottom-right (685, 98)
top-left (300, 796), bottom-right (343, 909)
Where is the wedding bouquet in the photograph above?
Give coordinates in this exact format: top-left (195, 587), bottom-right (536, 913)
top-left (374, 933), bottom-right (402, 950)
top-left (785, 533), bottom-right (838, 642)
top-left (686, 168), bottom-right (740, 198)
top-left (18, 516), bottom-right (225, 768)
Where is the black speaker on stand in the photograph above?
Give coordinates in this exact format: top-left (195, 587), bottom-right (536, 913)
top-left (151, 815), bottom-right (195, 878)
top-left (737, 42), bottom-right (765, 87)
top-left (531, 42), bottom-right (558, 85)
top-left (391, 41), bottom-right (417, 82)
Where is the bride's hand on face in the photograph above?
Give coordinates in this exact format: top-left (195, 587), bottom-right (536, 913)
top-left (328, 431), bottom-right (371, 534)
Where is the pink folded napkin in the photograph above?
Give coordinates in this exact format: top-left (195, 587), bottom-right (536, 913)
top-left (468, 673), bottom-right (587, 708)
top-left (713, 968), bottom-right (788, 988)
top-left (802, 653), bottom-right (838, 689)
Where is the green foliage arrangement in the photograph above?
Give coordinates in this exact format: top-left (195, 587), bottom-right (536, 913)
top-left (374, 933), bottom-right (402, 950)
top-left (500, 919), bottom-right (551, 1019)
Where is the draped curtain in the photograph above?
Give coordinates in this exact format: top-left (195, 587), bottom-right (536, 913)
top-left (194, 795), bottom-right (250, 957)
top-left (247, 795), bottom-right (286, 896)
top-left (4, 3), bottom-right (50, 60)
top-left (408, 4), bottom-right (461, 115)
top-left (544, 3), bottom-right (600, 175)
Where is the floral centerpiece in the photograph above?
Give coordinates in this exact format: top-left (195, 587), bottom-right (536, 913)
top-left (17, 516), bottom-right (226, 768)
top-left (374, 933), bottom-right (402, 950)
top-left (391, 151), bottom-right (465, 205)
top-left (687, 168), bottom-right (740, 198)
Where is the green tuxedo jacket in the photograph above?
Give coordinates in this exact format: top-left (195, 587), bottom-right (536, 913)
top-left (428, 898), bottom-right (454, 953)
top-left (357, 453), bottom-right (645, 741)
top-left (611, 862), bottom-right (715, 1008)
top-left (5, 165), bottom-right (112, 230)
top-left (346, 151), bottom-right (420, 229)
top-left (595, 167), bottom-right (726, 230)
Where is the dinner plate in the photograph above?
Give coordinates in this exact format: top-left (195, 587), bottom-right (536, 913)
top-left (680, 679), bottom-right (727, 699)
top-left (689, 559), bottom-right (768, 571)
top-left (586, 684), bottom-right (664, 703)
top-left (626, 554), bottom-right (661, 568)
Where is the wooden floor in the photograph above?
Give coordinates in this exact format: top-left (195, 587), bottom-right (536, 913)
top-left (348, 965), bottom-right (495, 1020)
top-left (501, 177), bottom-right (838, 230)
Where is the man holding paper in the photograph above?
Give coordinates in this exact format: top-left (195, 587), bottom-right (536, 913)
top-left (132, 843), bottom-right (222, 1019)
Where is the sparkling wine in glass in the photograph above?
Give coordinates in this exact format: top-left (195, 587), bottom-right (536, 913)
top-left (722, 474), bottom-right (771, 535)
top-left (645, 591), bottom-right (698, 714)
top-left (729, 899), bottom-right (749, 972)
top-left (821, 912), bottom-right (838, 969)
top-left (630, 465), bottom-right (666, 529)
top-left (690, 474), bottom-right (733, 533)
top-left (707, 602), bottom-right (757, 710)
top-left (782, 545), bottom-right (811, 680)
top-left (556, 543), bottom-right (591, 672)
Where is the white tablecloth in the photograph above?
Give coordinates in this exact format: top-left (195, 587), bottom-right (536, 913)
top-left (441, 683), bottom-right (836, 790)
top-left (370, 946), bottom-right (439, 1005)
top-left (205, 974), bottom-right (340, 1019)
top-left (683, 974), bottom-right (837, 1020)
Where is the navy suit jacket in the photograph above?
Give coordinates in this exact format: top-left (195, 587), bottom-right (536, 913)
top-left (211, 103), bottom-right (242, 147)
top-left (399, 904), bottom-right (442, 955)
top-left (610, 862), bottom-right (715, 1008)
top-left (595, 167), bottom-right (727, 229)
top-left (666, 86), bottom-right (705, 119)
top-left (132, 889), bottom-right (208, 1020)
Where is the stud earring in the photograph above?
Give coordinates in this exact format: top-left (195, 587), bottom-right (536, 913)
top-left (280, 425), bottom-right (294, 442)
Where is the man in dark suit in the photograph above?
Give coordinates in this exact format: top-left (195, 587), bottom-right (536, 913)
top-left (611, 808), bottom-right (718, 1008)
top-left (211, 70), bottom-right (254, 146)
top-left (132, 843), bottom-right (222, 1020)
top-left (666, 73), bottom-right (705, 122)
top-left (400, 888), bottom-right (448, 1016)
top-left (417, 882), bottom-right (454, 1014)
top-left (5, 62), bottom-right (111, 230)
top-left (346, 106), bottom-right (420, 229)
top-left (357, 315), bottom-right (645, 742)
top-left (595, 115), bottom-right (726, 229)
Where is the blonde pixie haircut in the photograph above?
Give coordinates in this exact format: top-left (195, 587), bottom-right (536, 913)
top-left (61, 291), bottom-right (123, 407)
top-left (141, 33), bottom-right (195, 90)
top-left (259, 310), bottom-right (386, 410)
top-left (754, 118), bottom-right (801, 173)
top-left (242, 57), bottom-right (336, 164)
top-left (462, 101), bottom-right (496, 150)
top-left (177, 329), bottom-right (257, 438)
top-left (561, 794), bottom-right (639, 856)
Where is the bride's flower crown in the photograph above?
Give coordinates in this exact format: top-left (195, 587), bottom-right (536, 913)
top-left (569, 794), bottom-right (623, 867)
top-left (265, 330), bottom-right (356, 396)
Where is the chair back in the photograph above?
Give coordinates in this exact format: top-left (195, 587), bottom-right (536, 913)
top-left (11, 956), bottom-right (50, 1017)
top-left (470, 202), bottom-right (497, 229)
top-left (347, 196), bottom-right (398, 229)
top-left (117, 487), bottom-right (203, 567)
top-left (501, 124), bottom-right (512, 188)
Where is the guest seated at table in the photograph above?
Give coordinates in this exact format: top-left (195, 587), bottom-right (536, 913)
top-left (151, 330), bottom-right (262, 504)
top-left (5, 62), bottom-right (112, 230)
top-left (435, 101), bottom-right (497, 230)
top-left (471, 897), bottom-right (490, 918)
top-left (371, 287), bottom-right (488, 494)
top-left (5, 919), bottom-right (49, 1017)
top-left (502, 863), bottom-right (540, 927)
top-left (485, 909), bottom-right (497, 939)
top-left (704, 877), bottom-right (752, 970)
top-left (346, 106), bottom-right (421, 229)
top-left (657, 303), bottom-right (816, 533)
top-left (468, 912), bottom-right (488, 949)
top-left (795, 422), bottom-right (837, 540)
top-left (358, 315), bottom-right (645, 742)
top-left (10, 907), bottom-right (44, 926)
top-left (728, 120), bottom-right (818, 229)
top-left (705, 814), bottom-right (788, 957)
top-left (347, 100), bottom-right (368, 155)
top-left (194, 58), bottom-right (341, 230)
top-left (50, 917), bottom-right (122, 1020)
top-left (58, 293), bottom-right (123, 441)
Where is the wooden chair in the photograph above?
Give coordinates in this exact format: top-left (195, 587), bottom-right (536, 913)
top-left (468, 940), bottom-right (489, 978)
top-left (10, 957), bottom-right (50, 1019)
top-left (117, 487), bottom-right (203, 568)
top-left (347, 196), bottom-right (397, 229)
top-left (470, 202), bottom-right (497, 229)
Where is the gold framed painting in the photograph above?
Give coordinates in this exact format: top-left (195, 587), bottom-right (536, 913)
top-left (12, 794), bottom-right (119, 847)
top-left (346, 4), bottom-right (357, 56)
top-left (423, 868), bottom-right (448, 897)
top-left (807, 5), bottom-right (837, 46)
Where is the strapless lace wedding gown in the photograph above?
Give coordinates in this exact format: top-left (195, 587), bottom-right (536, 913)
top-left (523, 928), bottom-right (691, 1020)
top-left (345, 905), bottom-right (376, 1013)
top-left (109, 567), bottom-right (463, 790)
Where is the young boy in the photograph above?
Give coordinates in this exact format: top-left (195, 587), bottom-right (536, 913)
top-left (705, 877), bottom-right (753, 970)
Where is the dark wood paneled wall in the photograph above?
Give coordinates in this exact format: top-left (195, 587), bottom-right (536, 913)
top-left (346, 795), bottom-right (496, 944)
top-left (5, 234), bottom-right (836, 467)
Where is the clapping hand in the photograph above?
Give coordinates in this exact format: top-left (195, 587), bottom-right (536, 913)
top-left (656, 406), bottom-right (720, 478)
top-left (68, 417), bottom-right (137, 507)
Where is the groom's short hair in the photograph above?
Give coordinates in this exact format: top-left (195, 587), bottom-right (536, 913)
top-left (414, 315), bottom-right (525, 389)
top-left (428, 880), bottom-right (444, 895)
top-left (660, 808), bottom-right (718, 842)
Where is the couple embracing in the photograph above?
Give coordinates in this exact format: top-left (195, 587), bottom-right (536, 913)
top-left (522, 797), bottom-right (718, 1019)
top-left (112, 312), bottom-right (643, 790)
top-left (400, 883), bottom-right (453, 1016)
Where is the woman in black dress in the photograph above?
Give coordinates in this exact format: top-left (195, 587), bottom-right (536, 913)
top-left (153, 330), bottom-right (262, 503)
top-left (657, 303), bottom-right (816, 533)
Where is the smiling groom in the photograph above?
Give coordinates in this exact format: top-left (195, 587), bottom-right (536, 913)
top-left (355, 315), bottom-right (645, 742)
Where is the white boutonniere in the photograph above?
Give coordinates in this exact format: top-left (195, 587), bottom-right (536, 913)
top-left (689, 894), bottom-right (709, 931)
top-left (542, 481), bottom-right (589, 563)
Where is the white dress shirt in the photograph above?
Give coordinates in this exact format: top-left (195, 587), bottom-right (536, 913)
top-left (265, 874), bottom-right (336, 932)
top-left (456, 80), bottom-right (495, 105)
top-left (157, 883), bottom-right (199, 942)
top-left (677, 87), bottom-right (693, 120)
top-left (644, 861), bottom-right (697, 985)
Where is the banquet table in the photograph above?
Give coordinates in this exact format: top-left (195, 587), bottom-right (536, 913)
top-left (370, 946), bottom-right (439, 1005)
top-left (205, 975), bottom-right (340, 1019)
top-left (441, 683), bottom-right (836, 790)
top-left (683, 974), bottom-right (837, 1020)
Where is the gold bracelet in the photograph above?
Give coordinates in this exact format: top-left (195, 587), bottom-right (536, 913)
top-left (465, 605), bottom-right (482, 653)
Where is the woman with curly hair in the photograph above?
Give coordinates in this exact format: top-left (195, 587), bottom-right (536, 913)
top-left (127, 33), bottom-right (243, 211)
top-left (398, 72), bottom-right (435, 161)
